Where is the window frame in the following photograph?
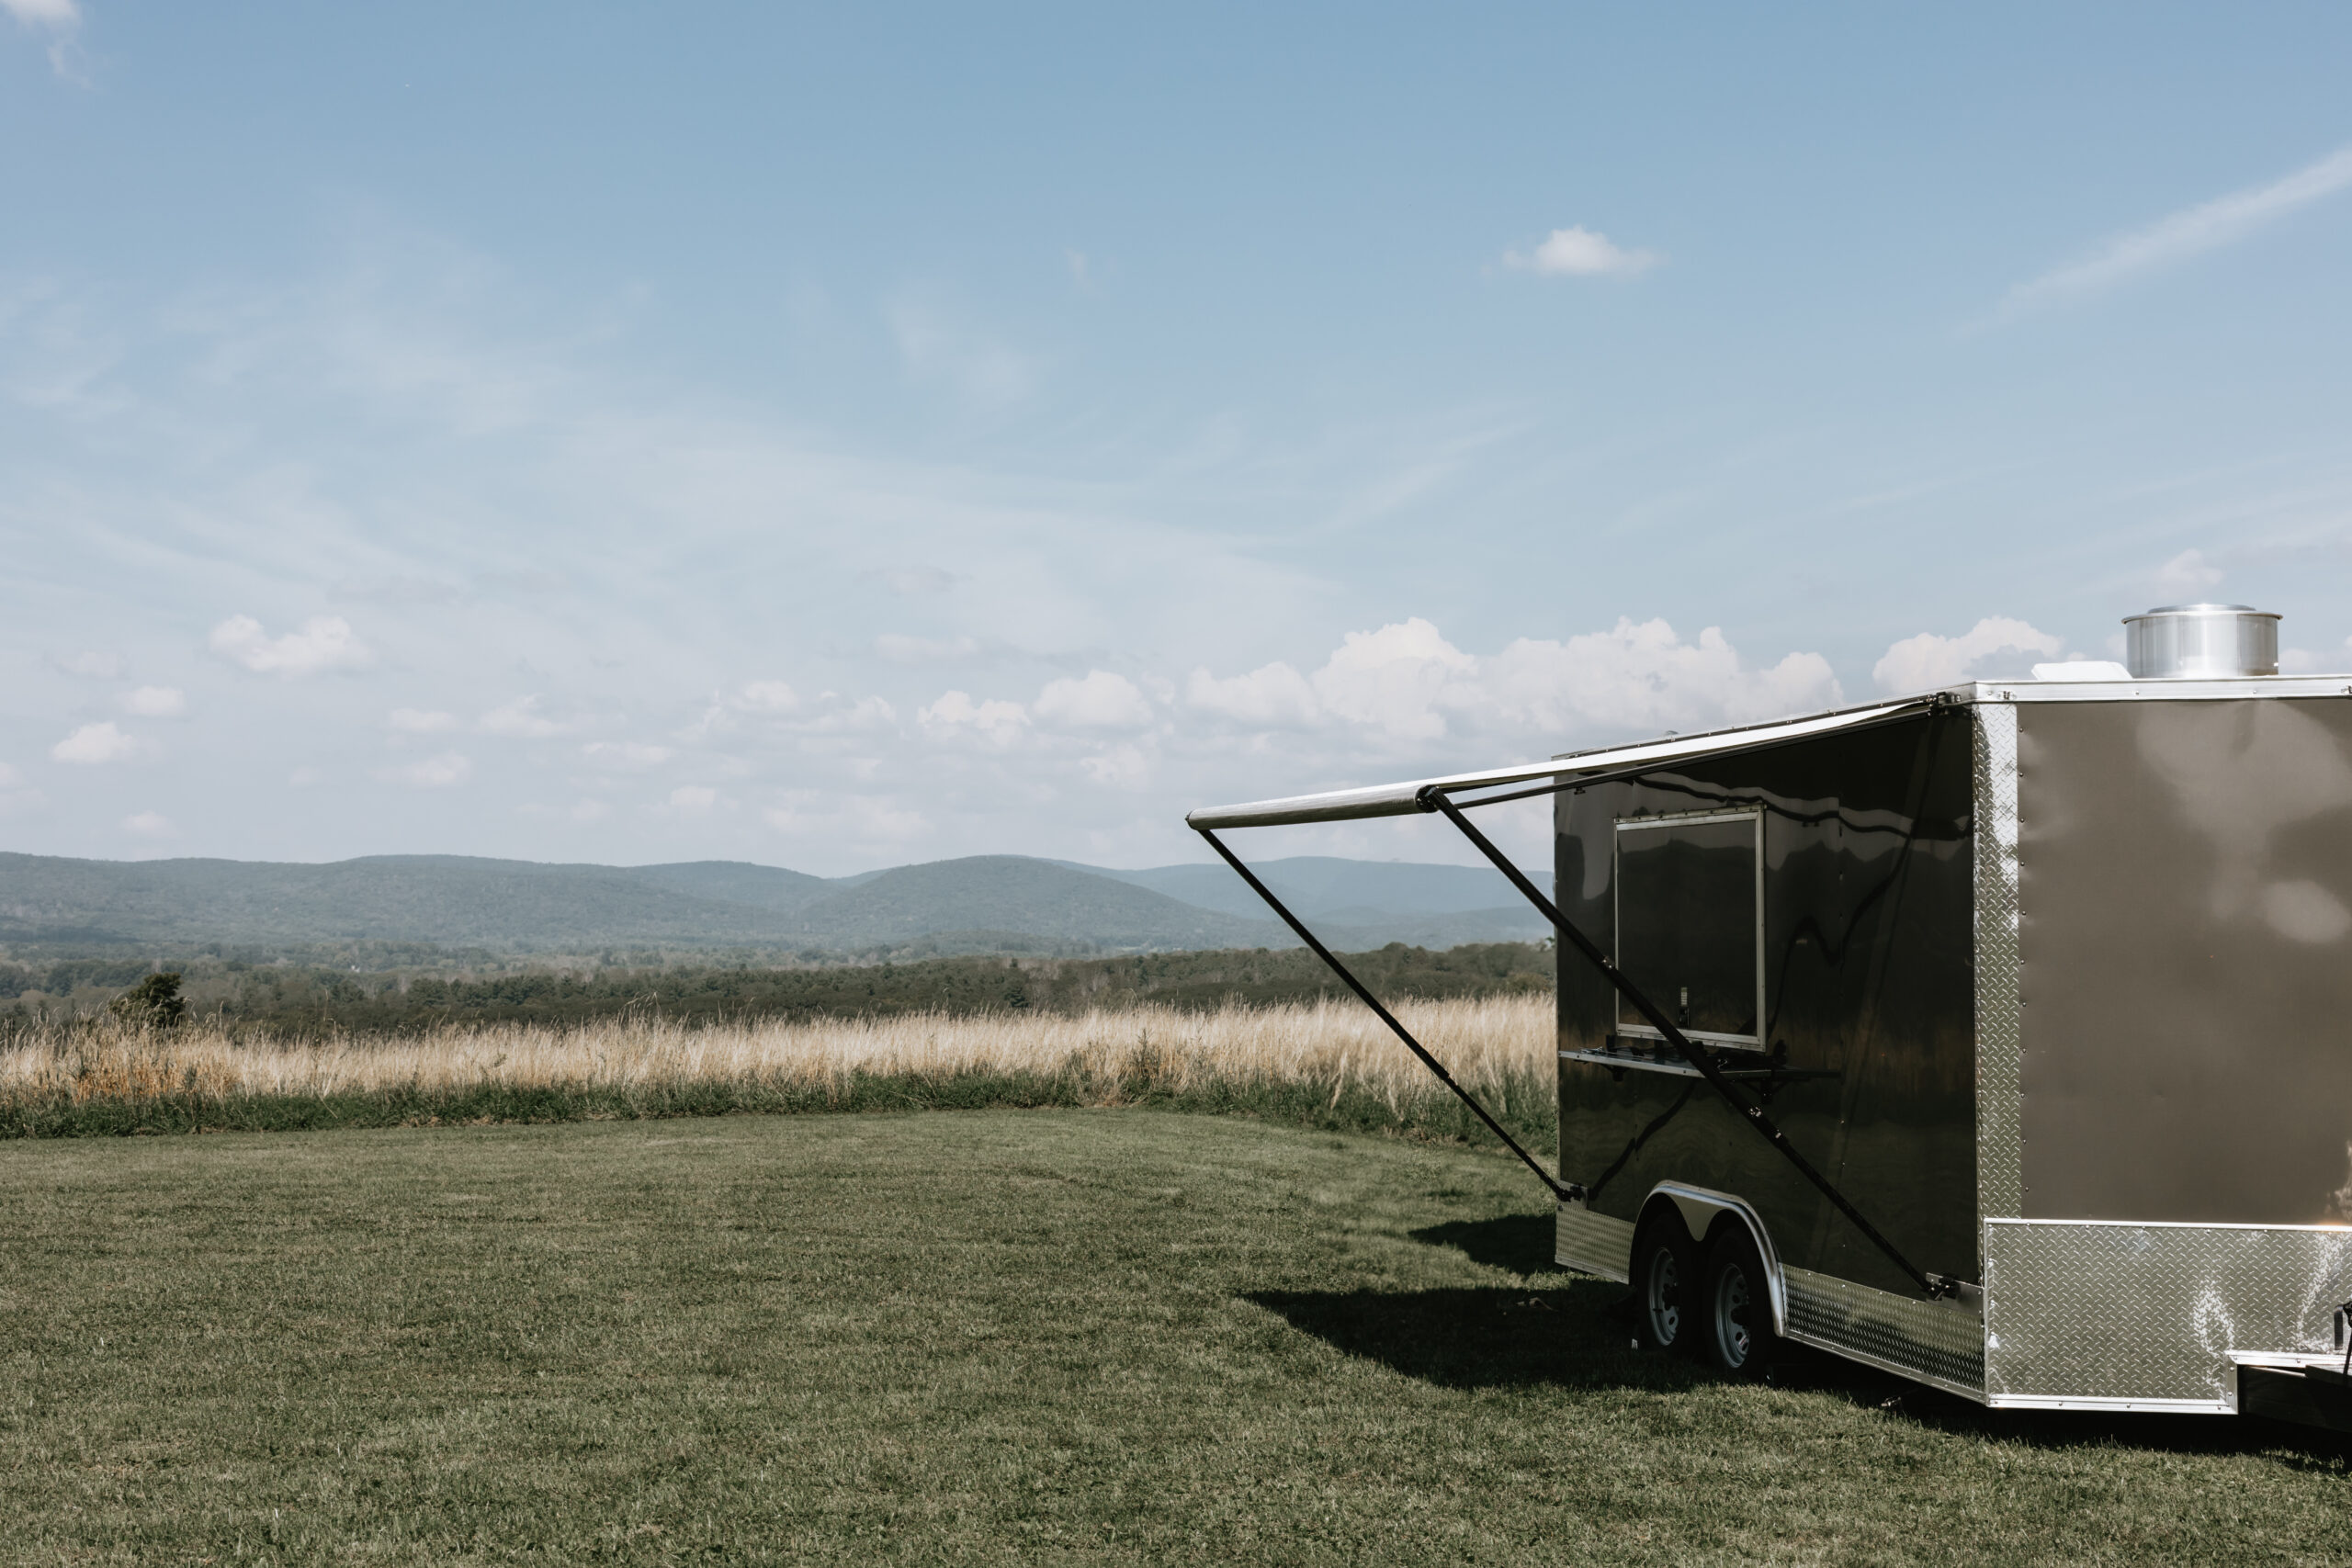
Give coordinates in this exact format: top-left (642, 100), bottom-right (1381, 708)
top-left (1611, 805), bottom-right (1768, 1053)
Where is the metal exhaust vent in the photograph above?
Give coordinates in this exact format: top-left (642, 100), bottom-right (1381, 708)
top-left (2122, 604), bottom-right (2279, 680)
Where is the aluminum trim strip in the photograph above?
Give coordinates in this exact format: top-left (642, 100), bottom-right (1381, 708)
top-left (1973, 701), bottom-right (2023, 1227)
top-left (1973, 676), bottom-right (2352, 704)
top-left (1994, 1217), bottom-right (2352, 1234)
top-left (1557, 1048), bottom-right (1783, 1080)
top-left (1183, 698), bottom-right (1933, 829)
top-left (1984, 1395), bottom-right (2233, 1414)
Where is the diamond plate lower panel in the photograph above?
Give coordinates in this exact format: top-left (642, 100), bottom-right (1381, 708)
top-left (1555, 1201), bottom-right (1632, 1280)
top-left (1984, 1220), bottom-right (2352, 1404)
top-left (1783, 1266), bottom-right (1984, 1396)
top-left (1973, 701), bottom-right (2022, 1224)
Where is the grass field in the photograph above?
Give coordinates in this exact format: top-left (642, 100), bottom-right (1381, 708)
top-left (6, 1111), bottom-right (2351, 1565)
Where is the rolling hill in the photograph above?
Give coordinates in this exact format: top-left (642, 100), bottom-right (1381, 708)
top-left (0, 849), bottom-right (1544, 958)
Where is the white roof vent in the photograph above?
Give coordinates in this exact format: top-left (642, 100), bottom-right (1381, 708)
top-left (2122, 604), bottom-right (2279, 680)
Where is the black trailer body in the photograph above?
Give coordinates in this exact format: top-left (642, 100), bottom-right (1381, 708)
top-left (1552, 681), bottom-right (2352, 1410)
top-left (1190, 647), bottom-right (2352, 1416)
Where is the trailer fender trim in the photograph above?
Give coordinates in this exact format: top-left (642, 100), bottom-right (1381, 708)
top-left (1645, 1183), bottom-right (1788, 1336)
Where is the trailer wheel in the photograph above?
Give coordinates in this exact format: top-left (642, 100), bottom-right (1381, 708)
top-left (1629, 1218), bottom-right (1694, 1355)
top-left (1701, 1226), bottom-right (1779, 1380)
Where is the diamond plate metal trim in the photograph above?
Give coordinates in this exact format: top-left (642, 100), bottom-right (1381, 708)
top-left (1973, 701), bottom-right (2022, 1224)
top-left (1984, 1220), bottom-right (2352, 1405)
top-left (1783, 1266), bottom-right (1985, 1398)
top-left (1555, 1201), bottom-right (1632, 1280)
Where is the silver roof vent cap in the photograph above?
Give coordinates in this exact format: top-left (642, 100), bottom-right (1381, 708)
top-left (2122, 604), bottom-right (2279, 680)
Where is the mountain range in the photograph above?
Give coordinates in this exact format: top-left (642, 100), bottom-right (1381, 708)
top-left (0, 851), bottom-right (1548, 958)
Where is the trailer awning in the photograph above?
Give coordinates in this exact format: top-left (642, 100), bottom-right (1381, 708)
top-left (1183, 695), bottom-right (1939, 829)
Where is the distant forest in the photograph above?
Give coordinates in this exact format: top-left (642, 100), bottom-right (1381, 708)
top-left (3, 942), bottom-right (1555, 1039)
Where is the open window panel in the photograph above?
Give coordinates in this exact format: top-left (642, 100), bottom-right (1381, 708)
top-left (1612, 806), bottom-right (1766, 1054)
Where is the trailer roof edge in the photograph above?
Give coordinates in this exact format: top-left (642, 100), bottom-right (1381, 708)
top-left (1184, 694), bottom-right (1940, 830)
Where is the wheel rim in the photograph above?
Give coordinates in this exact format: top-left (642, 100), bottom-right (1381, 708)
top-left (1645, 1247), bottom-right (1681, 1344)
top-left (1716, 1264), bottom-right (1753, 1367)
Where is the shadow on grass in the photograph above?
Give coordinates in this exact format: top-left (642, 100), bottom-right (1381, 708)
top-left (1767, 1343), bottom-right (2352, 1467)
top-left (1408, 1213), bottom-right (1561, 1276)
top-left (1245, 1280), bottom-right (1699, 1393)
top-left (1252, 1277), bottom-right (2352, 1468)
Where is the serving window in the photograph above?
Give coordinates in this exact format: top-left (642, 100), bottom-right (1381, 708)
top-left (1613, 807), bottom-right (1765, 1051)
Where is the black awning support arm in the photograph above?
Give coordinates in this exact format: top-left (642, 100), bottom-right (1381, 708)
top-left (1193, 826), bottom-right (1581, 1203)
top-left (1415, 784), bottom-right (1955, 1302)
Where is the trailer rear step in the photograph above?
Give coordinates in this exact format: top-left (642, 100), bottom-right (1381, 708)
top-left (2234, 1356), bottom-right (2352, 1431)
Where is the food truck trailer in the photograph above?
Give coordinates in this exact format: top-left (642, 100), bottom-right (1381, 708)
top-left (1187, 604), bottom-right (2352, 1427)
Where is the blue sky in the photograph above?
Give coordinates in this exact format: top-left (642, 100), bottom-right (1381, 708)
top-left (4, 3), bottom-right (2350, 874)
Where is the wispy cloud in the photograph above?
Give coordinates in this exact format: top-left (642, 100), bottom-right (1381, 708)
top-left (381, 751), bottom-right (472, 789)
top-left (2155, 547), bottom-right (2225, 598)
top-left (1996, 145), bottom-right (2352, 319)
top-left (1501, 226), bottom-right (1663, 277)
top-left (209, 615), bottom-right (373, 677)
top-left (119, 685), bottom-right (187, 718)
top-left (2, 0), bottom-right (82, 79)
top-left (51, 721), bottom-right (143, 764)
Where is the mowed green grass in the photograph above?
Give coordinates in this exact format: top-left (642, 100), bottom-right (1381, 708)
top-left (4, 1113), bottom-right (2349, 1566)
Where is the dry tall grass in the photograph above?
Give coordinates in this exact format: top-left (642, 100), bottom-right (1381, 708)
top-left (0, 995), bottom-right (1555, 1114)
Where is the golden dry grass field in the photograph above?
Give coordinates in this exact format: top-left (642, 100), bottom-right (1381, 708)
top-left (0, 995), bottom-right (1557, 1140)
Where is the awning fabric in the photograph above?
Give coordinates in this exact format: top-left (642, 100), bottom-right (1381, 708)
top-left (1183, 696), bottom-right (1936, 830)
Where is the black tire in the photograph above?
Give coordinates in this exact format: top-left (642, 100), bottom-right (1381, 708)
top-left (1629, 1218), bottom-right (1695, 1355)
top-left (1700, 1225), bottom-right (1780, 1380)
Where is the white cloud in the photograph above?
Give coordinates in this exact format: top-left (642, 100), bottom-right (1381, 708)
top-left (875, 634), bottom-right (982, 664)
top-left (209, 615), bottom-right (372, 676)
top-left (476, 695), bottom-right (571, 738)
top-left (2155, 548), bottom-right (2225, 597)
top-left (918, 689), bottom-right (1030, 747)
top-left (119, 685), bottom-right (187, 717)
top-left (1185, 667), bottom-right (1317, 733)
top-left (763, 794), bottom-right (931, 845)
top-left (51, 721), bottom-right (141, 764)
top-left (1310, 620), bottom-right (1481, 743)
top-left (860, 566), bottom-right (960, 596)
top-left (121, 809), bottom-right (174, 838)
top-left (791, 694), bottom-right (899, 735)
top-left (1502, 225), bottom-right (1663, 277)
top-left (1080, 743), bottom-right (1152, 789)
top-left (1184, 616), bottom-right (1841, 753)
top-left (0, 764), bottom-right (17, 786)
top-left (384, 751), bottom-right (472, 788)
top-left (49, 650), bottom-right (122, 679)
top-left (388, 706), bottom-right (460, 733)
top-left (1999, 145), bottom-right (2352, 317)
top-left (1472, 623), bottom-right (1840, 736)
top-left (1186, 660), bottom-right (1321, 728)
top-left (2, 0), bottom-right (79, 27)
top-left (1033, 670), bottom-right (1153, 730)
top-left (570, 798), bottom-right (610, 823)
top-left (2, 0), bottom-right (80, 78)
top-left (582, 740), bottom-right (674, 771)
top-left (886, 298), bottom-right (1035, 409)
top-left (288, 766), bottom-right (324, 787)
top-left (666, 784), bottom-right (718, 813)
top-left (1873, 617), bottom-right (2064, 693)
top-left (730, 680), bottom-right (800, 714)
